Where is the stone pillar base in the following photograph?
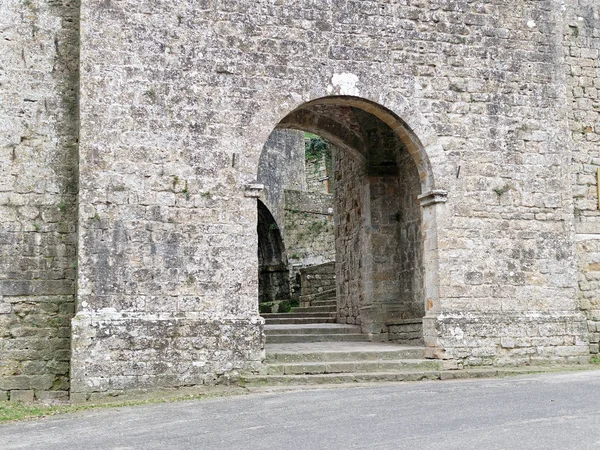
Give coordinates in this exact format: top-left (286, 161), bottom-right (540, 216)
top-left (70, 312), bottom-right (264, 401)
top-left (431, 311), bottom-right (589, 366)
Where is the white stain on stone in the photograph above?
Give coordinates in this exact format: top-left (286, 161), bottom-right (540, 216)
top-left (452, 326), bottom-right (465, 340)
top-left (331, 73), bottom-right (360, 96)
top-left (527, 19), bottom-right (536, 28)
top-left (290, 92), bottom-right (303, 105)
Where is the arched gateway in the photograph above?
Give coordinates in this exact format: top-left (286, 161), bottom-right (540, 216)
top-left (254, 96), bottom-right (446, 346)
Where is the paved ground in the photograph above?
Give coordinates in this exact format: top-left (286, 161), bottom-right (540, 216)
top-left (2, 370), bottom-right (600, 449)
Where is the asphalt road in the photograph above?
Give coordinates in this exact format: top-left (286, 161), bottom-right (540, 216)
top-left (3, 370), bottom-right (600, 450)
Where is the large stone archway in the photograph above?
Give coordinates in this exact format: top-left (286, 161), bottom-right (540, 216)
top-left (255, 96), bottom-right (445, 344)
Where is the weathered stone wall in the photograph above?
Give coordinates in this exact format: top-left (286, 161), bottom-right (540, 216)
top-left (396, 151), bottom-right (424, 320)
top-left (70, 315), bottom-right (262, 402)
top-left (363, 174), bottom-right (404, 333)
top-left (435, 315), bottom-right (588, 367)
top-left (299, 262), bottom-right (336, 306)
top-left (305, 155), bottom-right (331, 194)
top-left (257, 129), bottom-right (306, 231)
top-left (283, 190), bottom-right (335, 267)
top-left (332, 127), bottom-right (424, 335)
top-left (0, 0), bottom-right (79, 401)
top-left (333, 147), bottom-right (367, 326)
top-left (72, 1), bottom-right (270, 398)
top-left (423, 1), bottom-right (589, 365)
top-left (387, 319), bottom-right (424, 346)
top-left (565, 1), bottom-right (600, 354)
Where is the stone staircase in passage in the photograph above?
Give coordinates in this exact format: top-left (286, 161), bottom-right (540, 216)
top-left (244, 288), bottom-right (451, 386)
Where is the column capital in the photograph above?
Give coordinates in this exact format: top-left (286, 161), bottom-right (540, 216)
top-left (418, 189), bottom-right (448, 207)
top-left (244, 183), bottom-right (264, 198)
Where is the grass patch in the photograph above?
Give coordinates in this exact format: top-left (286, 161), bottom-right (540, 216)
top-left (590, 355), bottom-right (600, 365)
top-left (0, 402), bottom-right (78, 422)
top-left (0, 388), bottom-right (248, 423)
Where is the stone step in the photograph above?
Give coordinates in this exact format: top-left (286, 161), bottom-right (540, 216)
top-left (300, 288), bottom-right (337, 304)
top-left (262, 312), bottom-right (335, 319)
top-left (240, 366), bottom-right (566, 387)
top-left (265, 324), bottom-right (361, 335)
top-left (241, 371), bottom-right (444, 386)
top-left (265, 342), bottom-right (426, 363)
top-left (263, 359), bottom-right (443, 375)
top-left (266, 333), bottom-right (368, 344)
top-left (315, 287), bottom-right (337, 295)
top-left (264, 317), bottom-right (337, 325)
top-left (291, 305), bottom-right (336, 314)
top-left (311, 300), bottom-right (337, 307)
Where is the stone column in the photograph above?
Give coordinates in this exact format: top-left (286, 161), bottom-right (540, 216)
top-left (418, 190), bottom-right (448, 356)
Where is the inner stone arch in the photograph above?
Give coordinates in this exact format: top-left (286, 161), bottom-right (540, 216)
top-left (257, 199), bottom-right (290, 306)
top-left (257, 96), bottom-right (433, 343)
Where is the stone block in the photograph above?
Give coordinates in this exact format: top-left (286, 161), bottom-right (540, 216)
top-left (69, 392), bottom-right (89, 405)
top-left (0, 376), bottom-right (32, 390)
top-left (28, 375), bottom-right (56, 391)
top-left (35, 390), bottom-right (69, 401)
top-left (10, 390), bottom-right (34, 402)
top-left (0, 302), bottom-right (11, 314)
top-left (553, 345), bottom-right (590, 357)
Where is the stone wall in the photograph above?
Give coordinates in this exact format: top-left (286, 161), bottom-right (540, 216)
top-left (435, 314), bottom-right (589, 367)
top-left (333, 147), bottom-right (367, 326)
top-left (387, 319), bottom-right (424, 346)
top-left (331, 118), bottom-right (425, 336)
top-left (305, 155), bottom-right (331, 194)
top-left (257, 129), bottom-right (306, 231)
top-left (3, 0), bottom-right (598, 399)
top-left (396, 151), bottom-right (424, 320)
top-left (0, 0), bottom-right (79, 401)
top-left (72, 0), bottom-right (271, 397)
top-left (70, 315), bottom-right (262, 402)
top-left (424, 1), bottom-right (589, 365)
top-left (299, 262), bottom-right (336, 307)
top-left (283, 190), bottom-right (335, 268)
top-left (565, 1), bottom-right (600, 354)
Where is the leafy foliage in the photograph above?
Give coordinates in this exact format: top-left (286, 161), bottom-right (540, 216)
top-left (305, 134), bottom-right (333, 175)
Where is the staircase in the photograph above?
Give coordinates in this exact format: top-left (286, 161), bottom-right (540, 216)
top-left (244, 289), bottom-right (450, 386)
top-left (245, 264), bottom-right (570, 386)
top-left (260, 292), bottom-right (338, 326)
